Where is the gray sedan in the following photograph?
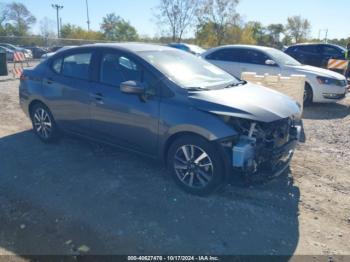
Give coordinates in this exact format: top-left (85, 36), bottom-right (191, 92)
top-left (19, 43), bottom-right (302, 195)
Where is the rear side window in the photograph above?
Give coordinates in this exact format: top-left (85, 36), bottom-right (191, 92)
top-left (321, 46), bottom-right (342, 56)
top-left (52, 57), bottom-right (62, 74)
top-left (62, 53), bottom-right (92, 80)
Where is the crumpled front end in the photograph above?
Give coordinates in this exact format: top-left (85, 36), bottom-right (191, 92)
top-left (219, 116), bottom-right (302, 180)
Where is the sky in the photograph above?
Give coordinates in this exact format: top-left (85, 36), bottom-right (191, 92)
top-left (1, 0), bottom-right (349, 39)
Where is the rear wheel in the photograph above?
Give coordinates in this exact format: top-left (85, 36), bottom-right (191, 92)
top-left (30, 103), bottom-right (60, 143)
top-left (303, 83), bottom-right (313, 106)
top-left (167, 135), bottom-right (225, 196)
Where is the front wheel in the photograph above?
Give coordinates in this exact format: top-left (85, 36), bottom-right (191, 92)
top-left (303, 83), bottom-right (313, 106)
top-left (167, 135), bottom-right (225, 196)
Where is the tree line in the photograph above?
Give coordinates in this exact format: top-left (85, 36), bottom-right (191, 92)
top-left (0, 1), bottom-right (349, 48)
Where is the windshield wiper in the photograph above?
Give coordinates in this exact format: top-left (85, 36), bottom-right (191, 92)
top-left (225, 80), bottom-right (247, 88)
top-left (187, 87), bottom-right (210, 91)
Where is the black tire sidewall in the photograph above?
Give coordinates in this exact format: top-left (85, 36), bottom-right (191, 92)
top-left (167, 135), bottom-right (225, 196)
top-left (30, 103), bottom-right (59, 143)
top-left (303, 84), bottom-right (313, 106)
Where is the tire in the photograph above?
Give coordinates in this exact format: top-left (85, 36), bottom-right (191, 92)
top-left (30, 103), bottom-right (61, 143)
top-left (303, 83), bottom-right (313, 106)
top-left (167, 135), bottom-right (225, 196)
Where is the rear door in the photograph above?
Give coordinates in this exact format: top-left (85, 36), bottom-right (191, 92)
top-left (42, 51), bottom-right (94, 135)
top-left (89, 50), bottom-right (160, 155)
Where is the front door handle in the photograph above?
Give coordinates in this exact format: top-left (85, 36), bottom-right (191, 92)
top-left (45, 78), bottom-right (53, 85)
top-left (90, 92), bottom-right (104, 103)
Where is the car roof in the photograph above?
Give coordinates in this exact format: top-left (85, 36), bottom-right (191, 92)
top-left (0, 45), bottom-right (12, 51)
top-left (289, 43), bottom-right (340, 47)
top-left (203, 44), bottom-right (275, 55)
top-left (82, 42), bottom-right (174, 53)
top-left (286, 43), bottom-right (346, 51)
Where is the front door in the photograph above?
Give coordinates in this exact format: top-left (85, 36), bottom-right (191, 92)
top-left (89, 52), bottom-right (160, 155)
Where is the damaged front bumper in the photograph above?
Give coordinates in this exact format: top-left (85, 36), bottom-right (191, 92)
top-left (229, 122), bottom-right (302, 181)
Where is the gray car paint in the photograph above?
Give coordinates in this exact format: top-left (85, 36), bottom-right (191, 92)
top-left (19, 43), bottom-right (301, 160)
top-left (188, 83), bottom-right (301, 122)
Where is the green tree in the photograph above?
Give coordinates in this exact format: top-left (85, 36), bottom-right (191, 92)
top-left (61, 23), bottom-right (104, 40)
top-left (285, 16), bottom-right (311, 43)
top-left (195, 21), bottom-right (218, 47)
top-left (6, 2), bottom-right (36, 36)
top-left (198, 0), bottom-right (240, 46)
top-left (101, 13), bottom-right (138, 41)
top-left (239, 24), bottom-right (257, 45)
top-left (247, 21), bottom-right (272, 46)
top-left (267, 23), bottom-right (284, 47)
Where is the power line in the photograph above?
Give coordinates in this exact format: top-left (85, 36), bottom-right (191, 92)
top-left (52, 4), bottom-right (64, 38)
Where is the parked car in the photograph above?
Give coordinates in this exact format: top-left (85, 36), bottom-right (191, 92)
top-left (168, 43), bottom-right (206, 55)
top-left (284, 43), bottom-right (346, 69)
top-left (202, 45), bottom-right (348, 105)
top-left (21, 46), bottom-right (48, 59)
top-left (0, 46), bottom-right (14, 61)
top-left (40, 46), bottom-right (77, 61)
top-left (0, 43), bottom-right (33, 59)
top-left (20, 43), bottom-right (302, 195)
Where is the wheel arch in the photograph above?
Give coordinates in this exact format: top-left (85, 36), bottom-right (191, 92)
top-left (28, 99), bottom-right (46, 115)
top-left (162, 131), bottom-right (207, 164)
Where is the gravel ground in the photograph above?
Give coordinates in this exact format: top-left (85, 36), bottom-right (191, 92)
top-left (0, 80), bottom-right (349, 259)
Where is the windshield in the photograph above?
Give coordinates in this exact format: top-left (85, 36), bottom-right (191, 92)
top-left (138, 49), bottom-right (239, 89)
top-left (267, 48), bottom-right (301, 66)
top-left (336, 45), bottom-right (347, 52)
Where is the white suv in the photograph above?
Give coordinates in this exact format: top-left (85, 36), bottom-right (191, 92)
top-left (202, 45), bottom-right (348, 104)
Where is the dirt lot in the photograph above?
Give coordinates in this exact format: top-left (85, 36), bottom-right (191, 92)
top-left (0, 80), bottom-right (349, 259)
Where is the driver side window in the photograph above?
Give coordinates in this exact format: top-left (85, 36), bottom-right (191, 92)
top-left (100, 53), bottom-right (158, 95)
top-left (241, 50), bottom-right (269, 65)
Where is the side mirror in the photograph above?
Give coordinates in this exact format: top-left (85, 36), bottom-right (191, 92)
top-left (265, 59), bottom-right (277, 66)
top-left (120, 80), bottom-right (145, 95)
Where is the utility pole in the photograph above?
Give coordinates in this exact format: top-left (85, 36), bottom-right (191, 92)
top-left (85, 0), bottom-right (91, 31)
top-left (318, 29), bottom-right (328, 43)
top-left (52, 4), bottom-right (64, 38)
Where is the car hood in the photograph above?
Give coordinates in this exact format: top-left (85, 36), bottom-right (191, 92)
top-left (188, 83), bottom-right (301, 123)
top-left (286, 64), bottom-right (345, 80)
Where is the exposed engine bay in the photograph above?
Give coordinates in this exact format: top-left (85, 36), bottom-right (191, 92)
top-left (220, 116), bottom-right (301, 176)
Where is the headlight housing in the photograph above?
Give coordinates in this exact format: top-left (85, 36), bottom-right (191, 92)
top-left (316, 76), bottom-right (346, 86)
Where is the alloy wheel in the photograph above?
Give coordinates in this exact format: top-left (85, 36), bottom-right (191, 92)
top-left (173, 145), bottom-right (214, 189)
top-left (33, 108), bottom-right (52, 139)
